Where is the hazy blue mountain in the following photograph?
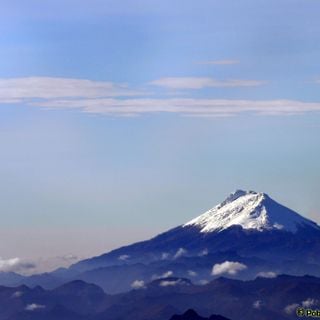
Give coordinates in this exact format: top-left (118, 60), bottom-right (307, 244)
top-left (170, 309), bottom-right (231, 320)
top-left (3, 190), bottom-right (320, 295)
top-left (2, 274), bottom-right (320, 320)
top-left (61, 190), bottom-right (320, 293)
top-left (71, 190), bottom-right (320, 271)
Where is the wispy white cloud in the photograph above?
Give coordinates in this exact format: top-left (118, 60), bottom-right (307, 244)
top-left (13, 96), bottom-right (320, 117)
top-left (188, 270), bottom-right (197, 277)
top-left (0, 257), bottom-right (21, 272)
top-left (212, 261), bottom-right (247, 276)
top-left (152, 270), bottom-right (174, 280)
top-left (284, 299), bottom-right (319, 315)
top-left (199, 248), bottom-right (208, 256)
top-left (150, 77), bottom-right (265, 89)
top-left (0, 257), bottom-right (35, 273)
top-left (12, 291), bottom-right (24, 298)
top-left (174, 248), bottom-right (187, 259)
top-left (161, 270), bottom-right (174, 278)
top-left (196, 60), bottom-right (240, 65)
top-left (131, 280), bottom-right (145, 289)
top-left (253, 300), bottom-right (263, 309)
top-left (302, 298), bottom-right (319, 308)
top-left (118, 254), bottom-right (130, 261)
top-left (161, 252), bottom-right (170, 260)
top-left (257, 271), bottom-right (277, 279)
top-left (25, 303), bottom-right (46, 311)
top-left (159, 279), bottom-right (186, 287)
top-left (284, 303), bottom-right (299, 315)
top-left (1, 77), bottom-right (320, 118)
top-left (0, 77), bottom-right (144, 100)
top-left (24, 98), bottom-right (320, 117)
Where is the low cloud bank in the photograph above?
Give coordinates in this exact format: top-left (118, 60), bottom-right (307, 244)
top-left (0, 257), bottom-right (35, 273)
top-left (25, 303), bottom-right (45, 311)
top-left (212, 261), bottom-right (247, 276)
top-left (257, 271), bottom-right (277, 278)
top-left (131, 280), bottom-right (145, 289)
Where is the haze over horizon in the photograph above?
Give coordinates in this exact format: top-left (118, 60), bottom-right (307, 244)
top-left (1, 0), bottom-right (320, 273)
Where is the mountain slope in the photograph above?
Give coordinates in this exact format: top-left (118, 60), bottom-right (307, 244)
top-left (4, 274), bottom-right (319, 320)
top-left (3, 190), bottom-right (320, 294)
top-left (94, 274), bottom-right (320, 320)
top-left (70, 190), bottom-right (320, 273)
top-left (170, 309), bottom-right (231, 320)
top-left (184, 190), bottom-right (318, 232)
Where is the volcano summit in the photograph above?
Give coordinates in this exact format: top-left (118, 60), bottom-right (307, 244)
top-left (2, 190), bottom-right (320, 294)
top-left (184, 190), bottom-right (318, 233)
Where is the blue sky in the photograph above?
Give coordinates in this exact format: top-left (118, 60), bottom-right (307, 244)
top-left (1, 0), bottom-right (320, 271)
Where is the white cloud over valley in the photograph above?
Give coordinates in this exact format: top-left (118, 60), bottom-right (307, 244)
top-left (302, 298), bottom-right (319, 308)
top-left (131, 280), bottom-right (145, 289)
top-left (212, 261), bottom-right (247, 276)
top-left (159, 279), bottom-right (185, 287)
top-left (188, 270), bottom-right (197, 277)
top-left (174, 248), bottom-right (187, 259)
top-left (152, 270), bottom-right (173, 280)
top-left (25, 303), bottom-right (46, 311)
top-left (0, 257), bottom-right (35, 273)
top-left (257, 271), bottom-right (277, 278)
top-left (284, 303), bottom-right (299, 315)
top-left (118, 254), bottom-right (130, 261)
top-left (12, 291), bottom-right (24, 298)
top-left (253, 300), bottom-right (263, 309)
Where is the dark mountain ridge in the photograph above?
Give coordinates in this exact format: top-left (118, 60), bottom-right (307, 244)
top-left (1, 274), bottom-right (320, 320)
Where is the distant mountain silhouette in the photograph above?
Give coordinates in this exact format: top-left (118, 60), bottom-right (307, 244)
top-left (7, 190), bottom-right (320, 295)
top-left (7, 305), bottom-right (85, 320)
top-left (1, 274), bottom-right (320, 320)
top-left (2, 190), bottom-right (320, 296)
top-left (170, 309), bottom-right (231, 320)
top-left (1, 190), bottom-right (320, 320)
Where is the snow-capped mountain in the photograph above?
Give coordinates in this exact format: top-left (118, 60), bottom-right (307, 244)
top-left (4, 190), bottom-right (320, 294)
top-left (68, 190), bottom-right (320, 270)
top-left (184, 190), bottom-right (318, 233)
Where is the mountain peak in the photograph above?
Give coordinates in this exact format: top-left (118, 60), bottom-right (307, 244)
top-left (170, 309), bottom-right (231, 320)
top-left (184, 190), bottom-right (318, 233)
top-left (220, 189), bottom-right (263, 206)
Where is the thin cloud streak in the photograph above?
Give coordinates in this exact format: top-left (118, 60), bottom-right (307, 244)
top-left (32, 98), bottom-right (320, 117)
top-left (150, 77), bottom-right (265, 89)
top-left (196, 60), bottom-right (240, 65)
top-left (25, 304), bottom-right (46, 311)
top-left (0, 77), bottom-right (145, 99)
top-left (1, 77), bottom-right (320, 118)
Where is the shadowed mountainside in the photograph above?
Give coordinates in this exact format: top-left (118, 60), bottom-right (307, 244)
top-left (1, 274), bottom-right (320, 320)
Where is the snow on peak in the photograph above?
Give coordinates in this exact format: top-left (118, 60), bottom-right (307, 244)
top-left (184, 190), bottom-right (318, 233)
